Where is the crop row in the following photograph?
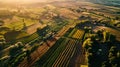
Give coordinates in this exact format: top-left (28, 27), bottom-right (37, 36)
top-left (34, 28), bottom-right (86, 67)
top-left (34, 38), bottom-right (69, 66)
top-left (72, 29), bottom-right (85, 39)
top-left (35, 38), bottom-right (80, 67)
top-left (52, 39), bottom-right (78, 67)
top-left (68, 28), bottom-right (77, 37)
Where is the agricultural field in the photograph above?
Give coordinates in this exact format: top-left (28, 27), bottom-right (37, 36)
top-left (34, 28), bottom-right (85, 67)
top-left (69, 29), bottom-right (84, 39)
top-left (0, 0), bottom-right (120, 67)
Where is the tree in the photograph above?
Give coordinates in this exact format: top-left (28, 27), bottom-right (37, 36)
top-left (109, 34), bottom-right (116, 42)
top-left (96, 30), bottom-right (103, 40)
top-left (88, 53), bottom-right (94, 67)
top-left (103, 31), bottom-right (107, 42)
top-left (23, 22), bottom-right (27, 31)
top-left (109, 56), bottom-right (118, 67)
top-left (108, 46), bottom-right (119, 67)
top-left (102, 61), bottom-right (111, 67)
top-left (117, 51), bottom-right (120, 67)
top-left (115, 16), bottom-right (119, 20)
top-left (109, 46), bottom-right (118, 55)
top-left (0, 20), bottom-right (4, 26)
top-left (26, 50), bottom-right (31, 61)
top-left (82, 38), bottom-right (93, 50)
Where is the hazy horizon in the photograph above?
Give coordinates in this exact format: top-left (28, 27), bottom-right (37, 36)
top-left (0, 0), bottom-right (47, 3)
top-left (0, 0), bottom-right (71, 3)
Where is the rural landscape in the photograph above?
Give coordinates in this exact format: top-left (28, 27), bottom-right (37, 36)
top-left (0, 0), bottom-right (120, 67)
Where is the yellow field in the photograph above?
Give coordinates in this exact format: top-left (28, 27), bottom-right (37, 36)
top-left (72, 29), bottom-right (84, 39)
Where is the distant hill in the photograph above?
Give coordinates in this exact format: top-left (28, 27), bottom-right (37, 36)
top-left (61, 0), bottom-right (120, 7)
top-left (87, 0), bottom-right (120, 7)
top-left (51, 0), bottom-right (120, 7)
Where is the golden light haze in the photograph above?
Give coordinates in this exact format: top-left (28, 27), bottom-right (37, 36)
top-left (0, 0), bottom-right (48, 3)
top-left (0, 0), bottom-right (72, 3)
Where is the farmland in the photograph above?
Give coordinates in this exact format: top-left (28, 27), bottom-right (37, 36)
top-left (34, 28), bottom-right (85, 67)
top-left (0, 0), bottom-right (120, 67)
